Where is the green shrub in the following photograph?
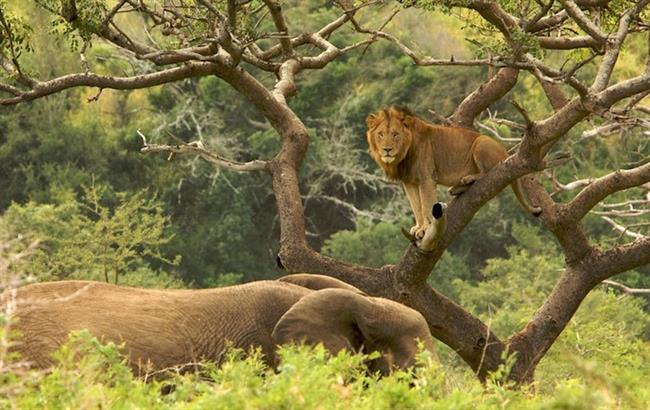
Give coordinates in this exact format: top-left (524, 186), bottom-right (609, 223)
top-left (1, 183), bottom-right (182, 288)
top-left (1, 330), bottom-right (647, 409)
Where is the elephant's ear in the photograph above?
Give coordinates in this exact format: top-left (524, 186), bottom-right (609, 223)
top-left (272, 289), bottom-right (371, 355)
top-left (277, 274), bottom-right (366, 295)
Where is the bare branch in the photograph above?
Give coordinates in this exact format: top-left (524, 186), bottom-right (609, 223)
top-left (598, 215), bottom-right (647, 239)
top-left (548, 174), bottom-right (596, 192)
top-left (602, 198), bottom-right (650, 208)
top-left (602, 279), bottom-right (650, 295)
top-left (139, 131), bottom-right (269, 173)
top-left (475, 118), bottom-right (523, 143)
top-left (316, 195), bottom-right (383, 220)
top-left (561, 0), bottom-right (607, 43)
top-left (298, 34), bottom-right (341, 69)
top-left (581, 117), bottom-right (650, 139)
top-left (524, 54), bottom-right (590, 96)
top-left (566, 161), bottom-right (650, 221)
top-left (593, 208), bottom-right (650, 217)
top-left (256, 9), bottom-right (356, 61)
top-left (262, 0), bottom-right (293, 58)
top-left (0, 63), bottom-right (218, 105)
top-left (590, 0), bottom-right (650, 92)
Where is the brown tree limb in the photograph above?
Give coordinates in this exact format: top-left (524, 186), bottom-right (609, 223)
top-left (565, 161), bottom-right (650, 222)
top-left (450, 68), bottom-right (520, 128)
top-left (523, 178), bottom-right (593, 263)
top-left (574, 0), bottom-right (612, 7)
top-left (262, 0), bottom-right (294, 58)
top-left (256, 10), bottom-right (355, 61)
top-left (536, 75), bottom-right (570, 111)
top-left (508, 266), bottom-right (597, 382)
top-left (588, 237), bottom-right (650, 281)
top-left (536, 36), bottom-right (601, 50)
top-left (590, 0), bottom-right (650, 92)
top-left (561, 0), bottom-right (608, 43)
top-left (0, 63), bottom-right (219, 105)
top-left (525, 9), bottom-right (568, 33)
top-left (467, 0), bottom-right (519, 39)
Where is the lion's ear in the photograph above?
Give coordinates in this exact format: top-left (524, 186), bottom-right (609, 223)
top-left (403, 115), bottom-right (415, 129)
top-left (366, 113), bottom-right (378, 128)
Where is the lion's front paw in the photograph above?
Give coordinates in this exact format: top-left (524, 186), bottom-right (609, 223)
top-left (449, 185), bottom-right (469, 196)
top-left (460, 175), bottom-right (478, 185)
top-left (409, 225), bottom-right (419, 236)
top-left (415, 223), bottom-right (430, 239)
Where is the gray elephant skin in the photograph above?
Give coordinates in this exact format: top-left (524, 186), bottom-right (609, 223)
top-left (4, 274), bottom-right (435, 375)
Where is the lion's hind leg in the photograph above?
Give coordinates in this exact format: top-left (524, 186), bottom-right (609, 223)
top-left (456, 137), bottom-right (507, 190)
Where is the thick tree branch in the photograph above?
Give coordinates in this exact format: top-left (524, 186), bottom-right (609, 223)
top-left (523, 178), bottom-right (593, 263)
top-left (508, 266), bottom-right (596, 381)
top-left (467, 0), bottom-right (519, 38)
top-left (534, 73), bottom-right (570, 111)
top-left (536, 36), bottom-right (601, 50)
top-left (588, 237), bottom-right (650, 281)
top-left (450, 68), bottom-right (520, 128)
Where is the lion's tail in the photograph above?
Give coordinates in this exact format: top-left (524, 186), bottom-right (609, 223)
top-left (511, 178), bottom-right (542, 216)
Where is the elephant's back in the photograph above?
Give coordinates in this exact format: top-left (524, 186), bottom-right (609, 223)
top-left (11, 281), bottom-right (203, 368)
top-left (8, 280), bottom-right (311, 369)
top-left (186, 281), bottom-right (311, 358)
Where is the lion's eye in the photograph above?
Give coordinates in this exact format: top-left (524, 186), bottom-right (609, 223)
top-left (378, 132), bottom-right (384, 139)
top-left (393, 133), bottom-right (400, 139)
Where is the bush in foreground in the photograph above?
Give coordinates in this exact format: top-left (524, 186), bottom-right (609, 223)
top-left (1, 330), bottom-right (648, 410)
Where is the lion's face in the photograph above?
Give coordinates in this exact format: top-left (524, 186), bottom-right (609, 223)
top-left (366, 108), bottom-right (413, 167)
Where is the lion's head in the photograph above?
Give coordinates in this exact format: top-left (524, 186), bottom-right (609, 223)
top-left (366, 106), bottom-right (415, 179)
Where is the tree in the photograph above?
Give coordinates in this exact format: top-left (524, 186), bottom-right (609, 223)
top-left (1, 0), bottom-right (649, 384)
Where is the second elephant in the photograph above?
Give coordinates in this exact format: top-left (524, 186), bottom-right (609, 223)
top-left (6, 275), bottom-right (435, 376)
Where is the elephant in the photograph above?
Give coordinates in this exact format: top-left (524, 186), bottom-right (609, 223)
top-left (4, 275), bottom-right (435, 376)
top-left (277, 273), bottom-right (365, 294)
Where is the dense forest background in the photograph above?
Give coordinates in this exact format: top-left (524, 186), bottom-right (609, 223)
top-left (1, 0), bottom-right (649, 407)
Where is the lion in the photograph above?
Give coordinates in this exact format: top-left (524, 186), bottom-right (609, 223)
top-left (366, 106), bottom-right (541, 239)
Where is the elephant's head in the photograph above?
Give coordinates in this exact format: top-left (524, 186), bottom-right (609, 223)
top-left (271, 288), bottom-right (435, 375)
